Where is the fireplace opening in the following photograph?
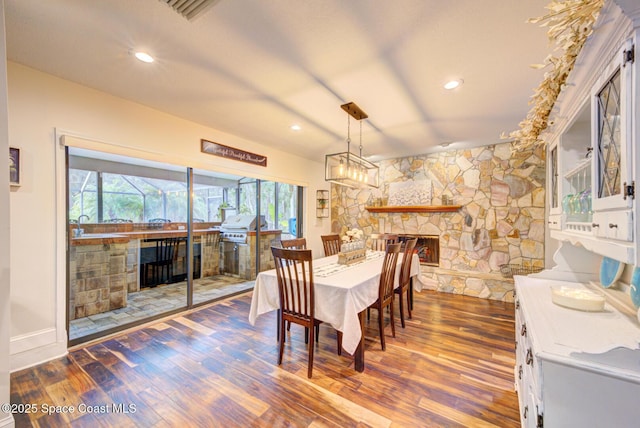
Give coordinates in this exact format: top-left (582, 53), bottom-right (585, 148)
top-left (399, 234), bottom-right (439, 266)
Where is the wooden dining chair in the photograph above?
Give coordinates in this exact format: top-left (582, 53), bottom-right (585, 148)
top-left (280, 237), bottom-right (307, 249)
top-left (367, 242), bottom-right (401, 351)
top-left (370, 233), bottom-right (399, 251)
top-left (279, 238), bottom-right (307, 332)
top-left (395, 238), bottom-right (417, 328)
top-left (321, 234), bottom-right (341, 256)
top-left (144, 238), bottom-right (180, 286)
top-left (271, 246), bottom-right (336, 378)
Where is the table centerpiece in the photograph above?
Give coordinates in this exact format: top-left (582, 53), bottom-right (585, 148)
top-left (338, 228), bottom-right (366, 265)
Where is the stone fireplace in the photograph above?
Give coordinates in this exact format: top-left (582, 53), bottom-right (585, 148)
top-left (331, 142), bottom-right (546, 302)
top-left (399, 234), bottom-right (439, 266)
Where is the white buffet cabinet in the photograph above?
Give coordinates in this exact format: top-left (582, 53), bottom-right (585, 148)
top-left (515, 274), bottom-right (640, 427)
top-left (523, 1), bottom-right (640, 426)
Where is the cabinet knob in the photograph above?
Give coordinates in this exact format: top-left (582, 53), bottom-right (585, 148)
top-left (524, 405), bottom-right (528, 419)
top-left (592, 223), bottom-right (600, 228)
top-left (526, 349), bottom-right (533, 365)
top-left (609, 223), bottom-right (618, 229)
top-left (515, 300), bottom-right (520, 309)
top-left (521, 324), bottom-right (527, 337)
top-left (518, 365), bottom-right (523, 380)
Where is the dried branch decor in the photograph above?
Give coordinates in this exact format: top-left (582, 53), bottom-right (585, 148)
top-left (505, 0), bottom-right (605, 150)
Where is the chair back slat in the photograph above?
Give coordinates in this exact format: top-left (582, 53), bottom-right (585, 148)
top-left (321, 234), bottom-right (341, 256)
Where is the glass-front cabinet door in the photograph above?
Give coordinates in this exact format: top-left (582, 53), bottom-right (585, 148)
top-left (559, 100), bottom-right (592, 233)
top-left (591, 40), bottom-right (634, 212)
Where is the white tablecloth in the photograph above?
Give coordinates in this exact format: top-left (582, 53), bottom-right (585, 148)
top-left (248, 250), bottom-right (421, 354)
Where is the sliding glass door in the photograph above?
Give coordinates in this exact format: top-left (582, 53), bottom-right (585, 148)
top-left (191, 168), bottom-right (254, 305)
top-left (66, 147), bottom-right (302, 344)
top-left (67, 148), bottom-right (190, 344)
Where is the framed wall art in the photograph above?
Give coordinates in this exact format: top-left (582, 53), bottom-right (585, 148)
top-left (9, 147), bottom-right (20, 186)
top-left (388, 180), bottom-right (432, 206)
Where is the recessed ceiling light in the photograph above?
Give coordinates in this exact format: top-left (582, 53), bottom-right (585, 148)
top-left (134, 51), bottom-right (154, 63)
top-left (444, 79), bottom-right (463, 90)
top-left (290, 124), bottom-right (301, 131)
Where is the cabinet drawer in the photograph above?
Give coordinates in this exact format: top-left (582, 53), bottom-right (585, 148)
top-left (592, 210), bottom-right (633, 242)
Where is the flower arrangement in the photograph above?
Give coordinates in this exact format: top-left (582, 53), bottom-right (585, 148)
top-left (338, 228), bottom-right (366, 264)
top-left (342, 228), bottom-right (363, 243)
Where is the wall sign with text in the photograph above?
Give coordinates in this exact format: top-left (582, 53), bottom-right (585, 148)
top-left (201, 139), bottom-right (267, 167)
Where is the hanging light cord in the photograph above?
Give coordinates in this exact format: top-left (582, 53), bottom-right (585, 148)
top-left (359, 120), bottom-right (363, 158)
top-left (346, 114), bottom-right (351, 150)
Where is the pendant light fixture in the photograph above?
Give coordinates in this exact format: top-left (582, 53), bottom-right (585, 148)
top-left (324, 102), bottom-right (379, 188)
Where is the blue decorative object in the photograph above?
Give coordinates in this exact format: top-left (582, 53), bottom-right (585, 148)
top-left (630, 267), bottom-right (640, 308)
top-left (600, 257), bottom-right (624, 288)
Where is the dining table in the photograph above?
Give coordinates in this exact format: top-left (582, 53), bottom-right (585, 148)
top-left (248, 249), bottom-right (421, 372)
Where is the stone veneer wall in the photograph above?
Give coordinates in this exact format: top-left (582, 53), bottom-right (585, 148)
top-left (126, 240), bottom-right (138, 293)
top-left (200, 234), bottom-right (221, 277)
top-left (69, 243), bottom-right (128, 319)
top-left (331, 142), bottom-right (545, 302)
top-left (235, 232), bottom-right (281, 280)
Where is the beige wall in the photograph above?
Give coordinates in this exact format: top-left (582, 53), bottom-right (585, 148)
top-left (8, 62), bottom-right (331, 370)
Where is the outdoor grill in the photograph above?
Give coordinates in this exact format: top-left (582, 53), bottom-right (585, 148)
top-left (219, 214), bottom-right (266, 276)
top-left (219, 214), bottom-right (266, 244)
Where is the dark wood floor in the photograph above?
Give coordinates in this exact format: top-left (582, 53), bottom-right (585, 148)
top-left (10, 289), bottom-right (519, 427)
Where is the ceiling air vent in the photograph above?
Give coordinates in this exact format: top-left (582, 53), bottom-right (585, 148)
top-left (160, 0), bottom-right (222, 21)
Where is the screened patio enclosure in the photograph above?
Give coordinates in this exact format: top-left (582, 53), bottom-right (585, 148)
top-left (68, 155), bottom-right (237, 224)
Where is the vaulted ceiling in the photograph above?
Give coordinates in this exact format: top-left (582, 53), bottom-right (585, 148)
top-left (4, 0), bottom-right (551, 162)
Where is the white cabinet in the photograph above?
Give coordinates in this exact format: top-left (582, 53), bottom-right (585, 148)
top-left (545, 1), bottom-right (638, 264)
top-left (514, 275), bottom-right (640, 427)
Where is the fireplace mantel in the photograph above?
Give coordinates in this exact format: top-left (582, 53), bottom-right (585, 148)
top-left (365, 205), bottom-right (461, 213)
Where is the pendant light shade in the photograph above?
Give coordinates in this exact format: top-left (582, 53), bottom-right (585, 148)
top-left (324, 102), bottom-right (379, 188)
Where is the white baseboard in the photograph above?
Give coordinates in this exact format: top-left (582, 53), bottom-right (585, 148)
top-left (0, 414), bottom-right (15, 428)
top-left (10, 329), bottom-right (67, 372)
top-left (10, 328), bottom-right (57, 355)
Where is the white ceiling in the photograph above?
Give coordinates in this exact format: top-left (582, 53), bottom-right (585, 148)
top-left (4, 0), bottom-right (551, 162)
